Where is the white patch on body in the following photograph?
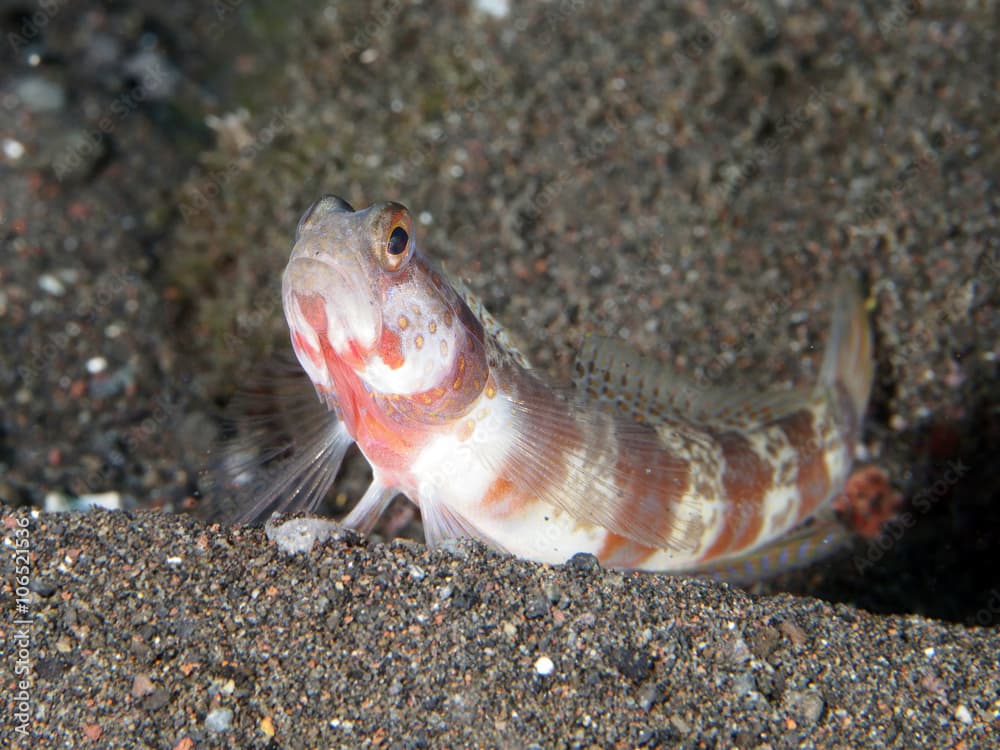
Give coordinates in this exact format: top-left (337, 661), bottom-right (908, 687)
top-left (745, 429), bottom-right (802, 543)
top-left (361, 300), bottom-right (463, 395)
top-left (410, 390), bottom-right (515, 507)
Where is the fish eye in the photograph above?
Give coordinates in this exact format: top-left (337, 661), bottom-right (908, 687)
top-left (374, 203), bottom-right (414, 272)
top-left (387, 226), bottom-right (409, 256)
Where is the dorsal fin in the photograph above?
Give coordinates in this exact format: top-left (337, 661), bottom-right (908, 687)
top-left (442, 264), bottom-right (532, 370)
top-left (572, 334), bottom-right (816, 431)
top-left (573, 272), bottom-right (873, 434)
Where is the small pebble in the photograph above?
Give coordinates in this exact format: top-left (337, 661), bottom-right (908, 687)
top-left (542, 581), bottom-right (561, 602)
top-left (2, 138), bottom-right (26, 161)
top-left (14, 75), bottom-right (66, 112)
top-left (86, 356), bottom-right (108, 375)
top-left (132, 674), bottom-right (155, 698)
top-left (534, 656), bottom-right (554, 676)
top-left (38, 273), bottom-right (66, 296)
top-left (473, 0), bottom-right (510, 18)
top-left (569, 552), bottom-right (601, 573)
top-left (205, 707), bottom-right (234, 733)
top-left (265, 517), bottom-right (344, 554)
top-left (524, 595), bottom-right (549, 619)
top-left (28, 579), bottom-right (57, 597)
top-left (783, 689), bottom-right (825, 727)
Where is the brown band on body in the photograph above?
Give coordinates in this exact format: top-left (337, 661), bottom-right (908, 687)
top-left (597, 532), bottom-right (659, 569)
top-left (700, 430), bottom-right (774, 559)
top-left (775, 409), bottom-right (832, 523)
top-left (479, 370), bottom-right (577, 518)
top-left (605, 419), bottom-right (693, 553)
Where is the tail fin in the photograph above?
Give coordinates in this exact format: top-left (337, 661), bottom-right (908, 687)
top-left (820, 273), bottom-right (874, 427)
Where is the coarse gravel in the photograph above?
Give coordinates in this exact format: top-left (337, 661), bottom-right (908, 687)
top-left (3, 505), bottom-right (999, 748)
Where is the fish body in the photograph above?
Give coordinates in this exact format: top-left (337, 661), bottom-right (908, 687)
top-left (260, 195), bottom-right (873, 575)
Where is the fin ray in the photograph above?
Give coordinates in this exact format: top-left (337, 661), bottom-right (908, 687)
top-left (694, 513), bottom-right (853, 583)
top-left (341, 479), bottom-right (398, 535)
top-left (442, 264), bottom-right (532, 369)
top-left (421, 497), bottom-right (498, 549)
top-left (573, 334), bottom-right (815, 430)
top-left (820, 271), bottom-right (874, 427)
top-left (201, 355), bottom-right (355, 525)
top-left (497, 382), bottom-right (709, 553)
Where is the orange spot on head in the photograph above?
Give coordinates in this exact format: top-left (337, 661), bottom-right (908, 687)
top-left (444, 311), bottom-right (454, 328)
top-left (415, 334), bottom-right (424, 350)
top-left (345, 339), bottom-right (366, 367)
top-left (440, 340), bottom-right (448, 357)
top-left (378, 327), bottom-right (405, 369)
top-left (428, 321), bottom-right (437, 334)
top-left (398, 315), bottom-right (409, 329)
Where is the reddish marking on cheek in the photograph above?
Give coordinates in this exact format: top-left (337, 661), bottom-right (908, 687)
top-left (377, 326), bottom-right (405, 369)
top-left (292, 330), bottom-right (323, 371)
top-left (345, 339), bottom-right (366, 367)
top-left (288, 294), bottom-right (433, 483)
top-left (295, 293), bottom-right (329, 335)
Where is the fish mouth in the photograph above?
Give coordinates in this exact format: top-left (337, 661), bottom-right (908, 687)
top-left (282, 254), bottom-right (379, 386)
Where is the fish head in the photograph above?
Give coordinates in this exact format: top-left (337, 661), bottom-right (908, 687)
top-left (283, 196), bottom-right (489, 423)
